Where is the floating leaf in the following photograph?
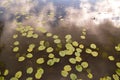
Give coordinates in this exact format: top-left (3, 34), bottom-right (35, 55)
top-left (69, 58), bottom-right (76, 64)
top-left (81, 62), bottom-right (88, 68)
top-left (48, 53), bottom-right (55, 58)
top-left (112, 74), bottom-right (119, 80)
top-left (26, 77), bottom-right (33, 80)
top-left (54, 39), bottom-right (61, 44)
top-left (85, 48), bottom-right (92, 54)
top-left (36, 58), bottom-right (44, 64)
top-left (61, 70), bottom-right (69, 77)
top-left (26, 53), bottom-right (33, 58)
top-left (46, 33), bottom-right (52, 37)
top-left (72, 41), bottom-right (79, 47)
top-left (75, 65), bottom-right (83, 72)
top-left (18, 56), bottom-right (25, 62)
top-left (13, 34), bottom-right (18, 39)
top-left (37, 68), bottom-right (44, 74)
top-left (33, 34), bottom-right (39, 38)
top-left (29, 44), bottom-right (35, 49)
top-left (10, 77), bottom-right (18, 80)
top-left (116, 69), bottom-right (120, 76)
top-left (46, 47), bottom-right (54, 53)
top-left (75, 52), bottom-right (80, 57)
top-left (91, 51), bottom-right (98, 57)
top-left (13, 41), bottom-right (19, 46)
top-left (47, 59), bottom-right (54, 66)
top-left (79, 44), bottom-right (84, 49)
top-left (65, 34), bottom-right (72, 39)
top-left (59, 51), bottom-right (66, 57)
top-left (53, 35), bottom-right (59, 39)
top-left (35, 72), bottom-right (42, 79)
top-left (116, 62), bottom-right (120, 68)
top-left (3, 69), bottom-right (9, 76)
top-left (70, 73), bottom-right (77, 80)
top-left (80, 35), bottom-right (86, 39)
top-left (108, 56), bottom-right (115, 61)
top-left (26, 67), bottom-right (33, 74)
top-left (38, 46), bottom-right (46, 51)
top-left (87, 73), bottom-right (93, 79)
top-left (75, 56), bottom-right (82, 62)
top-left (64, 65), bottom-right (72, 72)
top-left (35, 68), bottom-right (44, 79)
top-left (0, 76), bottom-right (4, 80)
top-left (53, 58), bottom-right (60, 63)
top-left (90, 44), bottom-right (97, 49)
top-left (13, 47), bottom-right (19, 52)
top-left (76, 48), bottom-right (82, 53)
top-left (15, 71), bottom-right (22, 78)
top-left (39, 40), bottom-right (45, 45)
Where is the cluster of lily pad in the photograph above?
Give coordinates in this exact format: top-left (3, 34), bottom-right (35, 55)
top-left (0, 25), bottom-right (120, 80)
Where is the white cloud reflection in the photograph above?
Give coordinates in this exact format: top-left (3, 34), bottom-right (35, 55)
top-left (65, 0), bottom-right (120, 28)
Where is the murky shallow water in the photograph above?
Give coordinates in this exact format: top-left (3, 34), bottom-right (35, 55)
top-left (0, 0), bottom-right (120, 80)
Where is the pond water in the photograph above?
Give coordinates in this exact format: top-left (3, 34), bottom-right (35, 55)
top-left (0, 0), bottom-right (120, 80)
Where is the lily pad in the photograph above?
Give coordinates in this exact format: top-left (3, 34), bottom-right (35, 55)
top-left (61, 70), bottom-right (69, 77)
top-left (64, 65), bottom-right (72, 72)
top-left (81, 62), bottom-right (88, 68)
top-left (75, 65), bottom-right (83, 72)
top-left (70, 73), bottom-right (77, 80)
top-left (26, 67), bottom-right (33, 74)
top-left (36, 58), bottom-right (44, 64)
top-left (15, 71), bottom-right (22, 78)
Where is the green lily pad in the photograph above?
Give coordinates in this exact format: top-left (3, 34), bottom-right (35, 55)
top-left (26, 77), bottom-right (33, 80)
top-left (116, 62), bottom-right (120, 68)
top-left (64, 65), bottom-right (72, 72)
top-left (59, 51), bottom-right (66, 57)
top-left (75, 52), bottom-right (80, 57)
top-left (36, 58), bottom-right (44, 64)
top-left (18, 56), bottom-right (25, 62)
top-left (108, 56), bottom-right (115, 61)
top-left (10, 77), bottom-right (18, 80)
top-left (112, 74), bottom-right (119, 80)
top-left (47, 59), bottom-right (54, 66)
top-left (13, 47), bottom-right (19, 52)
top-left (91, 51), bottom-right (98, 57)
top-left (54, 39), bottom-right (61, 44)
top-left (46, 47), bottom-right (54, 53)
top-left (0, 76), bottom-right (4, 80)
top-left (75, 65), bottom-right (83, 72)
top-left (87, 73), bottom-right (93, 79)
top-left (70, 73), bottom-right (77, 80)
top-left (15, 71), bottom-right (22, 78)
top-left (72, 41), bottom-right (79, 47)
top-left (26, 53), bottom-right (33, 58)
top-left (3, 69), bottom-right (9, 76)
top-left (85, 48), bottom-right (92, 54)
top-left (46, 33), bottom-right (52, 37)
top-left (75, 56), bottom-right (82, 62)
top-left (13, 41), bottom-right (20, 46)
top-left (90, 43), bottom-right (97, 49)
top-left (26, 67), bottom-right (33, 74)
top-left (13, 34), bottom-right (18, 39)
top-left (48, 53), bottom-right (55, 58)
top-left (116, 69), bottom-right (120, 76)
top-left (61, 70), bottom-right (69, 77)
top-left (38, 46), bottom-right (46, 51)
top-left (79, 44), bottom-right (84, 49)
top-left (81, 62), bottom-right (88, 68)
top-left (69, 58), bottom-right (76, 64)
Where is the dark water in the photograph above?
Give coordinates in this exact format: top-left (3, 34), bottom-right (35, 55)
top-left (0, 0), bottom-right (120, 80)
